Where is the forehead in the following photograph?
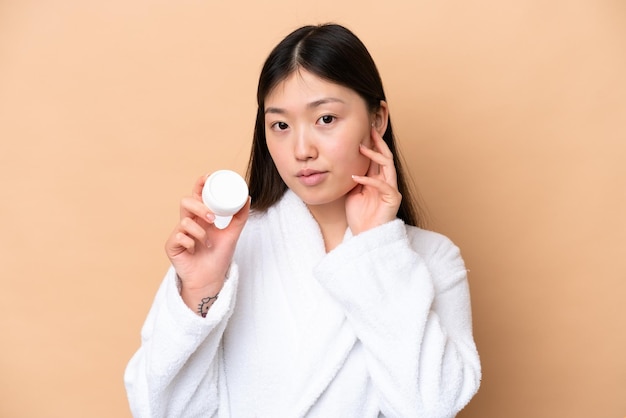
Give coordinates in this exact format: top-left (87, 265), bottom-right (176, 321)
top-left (265, 68), bottom-right (361, 107)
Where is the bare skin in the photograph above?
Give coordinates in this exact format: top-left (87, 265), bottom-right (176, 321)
top-left (166, 71), bottom-right (402, 316)
top-left (164, 174), bottom-right (251, 315)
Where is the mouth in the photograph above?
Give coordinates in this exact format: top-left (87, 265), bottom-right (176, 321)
top-left (296, 169), bottom-right (328, 186)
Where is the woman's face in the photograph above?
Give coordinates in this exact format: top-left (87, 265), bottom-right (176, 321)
top-left (264, 69), bottom-right (385, 209)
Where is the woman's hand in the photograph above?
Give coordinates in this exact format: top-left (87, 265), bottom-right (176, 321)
top-left (346, 127), bottom-right (402, 235)
top-left (165, 174), bottom-right (250, 313)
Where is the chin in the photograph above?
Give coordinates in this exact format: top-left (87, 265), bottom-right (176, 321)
top-left (292, 184), bottom-right (355, 208)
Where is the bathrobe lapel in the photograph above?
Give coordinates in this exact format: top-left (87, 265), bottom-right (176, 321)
top-left (266, 191), bottom-right (359, 416)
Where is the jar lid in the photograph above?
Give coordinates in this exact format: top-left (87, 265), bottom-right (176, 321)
top-left (202, 170), bottom-right (249, 217)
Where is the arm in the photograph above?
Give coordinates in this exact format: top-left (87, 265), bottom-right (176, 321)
top-left (124, 266), bottom-right (238, 418)
top-left (314, 221), bottom-right (481, 417)
top-left (125, 173), bottom-right (250, 417)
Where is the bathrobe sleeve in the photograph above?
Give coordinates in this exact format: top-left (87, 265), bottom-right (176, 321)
top-left (124, 265), bottom-right (238, 418)
top-left (314, 219), bottom-right (481, 418)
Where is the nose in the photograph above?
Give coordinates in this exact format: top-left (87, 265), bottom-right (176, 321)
top-left (294, 128), bottom-right (318, 161)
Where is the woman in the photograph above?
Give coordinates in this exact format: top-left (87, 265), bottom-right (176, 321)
top-left (125, 23), bottom-right (481, 417)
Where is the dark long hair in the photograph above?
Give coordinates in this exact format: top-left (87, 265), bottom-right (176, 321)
top-left (246, 23), bottom-right (424, 228)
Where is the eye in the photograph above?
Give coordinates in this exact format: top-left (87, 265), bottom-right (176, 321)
top-left (317, 115), bottom-right (336, 125)
top-left (271, 121), bottom-right (289, 131)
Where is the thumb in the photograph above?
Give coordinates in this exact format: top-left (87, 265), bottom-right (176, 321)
top-left (226, 197), bottom-right (251, 232)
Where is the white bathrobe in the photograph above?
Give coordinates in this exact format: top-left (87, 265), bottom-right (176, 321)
top-left (124, 190), bottom-right (481, 418)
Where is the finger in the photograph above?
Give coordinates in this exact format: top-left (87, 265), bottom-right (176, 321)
top-left (359, 137), bottom-right (398, 187)
top-left (366, 158), bottom-right (380, 177)
top-left (359, 143), bottom-right (380, 177)
top-left (359, 144), bottom-right (393, 174)
top-left (179, 217), bottom-right (208, 243)
top-left (180, 196), bottom-right (216, 224)
top-left (232, 197), bottom-right (251, 221)
top-left (370, 126), bottom-right (393, 158)
top-left (227, 197), bottom-right (252, 231)
top-left (352, 174), bottom-right (392, 192)
top-left (352, 175), bottom-right (402, 202)
top-left (166, 231), bottom-right (197, 256)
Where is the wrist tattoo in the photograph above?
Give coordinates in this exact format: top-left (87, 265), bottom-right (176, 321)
top-left (198, 294), bottom-right (219, 318)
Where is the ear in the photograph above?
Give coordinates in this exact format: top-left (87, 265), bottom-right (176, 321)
top-left (372, 100), bottom-right (389, 136)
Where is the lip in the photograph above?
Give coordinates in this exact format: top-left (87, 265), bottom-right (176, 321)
top-left (296, 169), bottom-right (328, 186)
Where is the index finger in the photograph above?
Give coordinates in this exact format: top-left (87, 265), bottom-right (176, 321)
top-left (371, 127), bottom-right (393, 158)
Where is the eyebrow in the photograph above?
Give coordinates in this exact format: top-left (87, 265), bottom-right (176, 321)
top-left (265, 97), bottom-right (346, 115)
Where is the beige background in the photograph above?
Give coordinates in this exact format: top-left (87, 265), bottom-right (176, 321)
top-left (1, 0), bottom-right (625, 417)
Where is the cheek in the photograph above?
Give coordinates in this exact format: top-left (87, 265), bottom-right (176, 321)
top-left (266, 139), bottom-right (282, 162)
top-left (355, 151), bottom-right (370, 176)
top-left (361, 131), bottom-right (373, 148)
top-left (266, 142), bottom-right (286, 175)
top-left (340, 128), bottom-right (369, 159)
top-left (330, 140), bottom-right (370, 175)
top-left (353, 130), bottom-right (373, 172)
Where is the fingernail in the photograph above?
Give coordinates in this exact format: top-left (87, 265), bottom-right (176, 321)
top-left (206, 213), bottom-right (215, 221)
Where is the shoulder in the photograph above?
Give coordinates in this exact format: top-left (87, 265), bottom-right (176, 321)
top-left (405, 225), bottom-right (467, 281)
top-left (406, 226), bottom-right (461, 259)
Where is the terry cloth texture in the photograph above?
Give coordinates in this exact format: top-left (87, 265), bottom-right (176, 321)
top-left (124, 190), bottom-right (481, 417)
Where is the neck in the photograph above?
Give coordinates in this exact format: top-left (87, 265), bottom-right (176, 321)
top-left (306, 198), bottom-right (348, 252)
